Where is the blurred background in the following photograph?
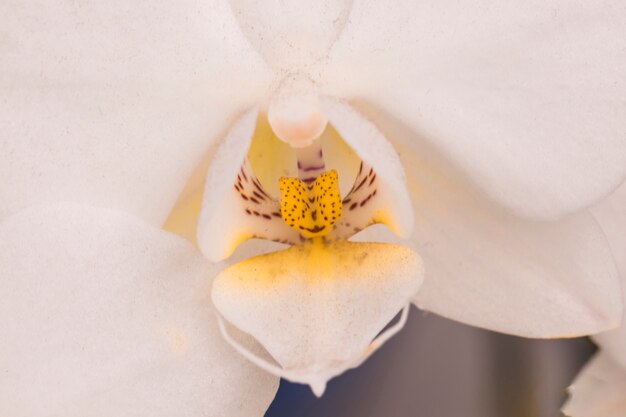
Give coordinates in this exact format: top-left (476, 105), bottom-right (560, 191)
top-left (265, 306), bottom-right (595, 417)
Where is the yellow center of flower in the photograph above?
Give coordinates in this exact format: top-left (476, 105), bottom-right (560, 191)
top-left (278, 170), bottom-right (343, 238)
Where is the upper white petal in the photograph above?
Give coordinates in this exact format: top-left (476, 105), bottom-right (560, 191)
top-left (324, 0), bottom-right (626, 219)
top-left (0, 203), bottom-right (277, 417)
top-left (355, 108), bottom-right (622, 337)
top-left (564, 183), bottom-right (626, 417)
top-left (0, 0), bottom-right (272, 225)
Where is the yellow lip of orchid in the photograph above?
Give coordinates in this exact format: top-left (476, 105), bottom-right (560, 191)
top-left (197, 95), bottom-right (423, 395)
top-left (213, 239), bottom-right (422, 397)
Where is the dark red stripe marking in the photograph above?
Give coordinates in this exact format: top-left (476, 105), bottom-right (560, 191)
top-left (299, 165), bottom-right (325, 172)
top-left (353, 176), bottom-right (368, 193)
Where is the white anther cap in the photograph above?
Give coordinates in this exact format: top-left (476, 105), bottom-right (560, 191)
top-left (268, 75), bottom-right (328, 148)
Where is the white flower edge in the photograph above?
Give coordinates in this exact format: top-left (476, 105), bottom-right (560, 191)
top-left (562, 181), bottom-right (626, 416)
top-left (563, 353), bottom-right (626, 417)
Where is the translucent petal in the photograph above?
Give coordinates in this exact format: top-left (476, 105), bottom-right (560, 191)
top-left (0, 0), bottom-right (272, 225)
top-left (592, 182), bottom-right (626, 367)
top-left (563, 353), bottom-right (626, 417)
top-left (324, 0), bottom-right (626, 219)
top-left (229, 0), bottom-right (352, 71)
top-left (212, 240), bottom-right (423, 394)
top-left (359, 108), bottom-right (621, 337)
top-left (0, 203), bottom-right (278, 416)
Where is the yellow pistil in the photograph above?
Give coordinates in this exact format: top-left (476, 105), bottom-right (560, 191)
top-left (278, 170), bottom-right (343, 238)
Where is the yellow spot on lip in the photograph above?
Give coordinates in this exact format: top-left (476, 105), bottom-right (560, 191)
top-left (278, 170), bottom-right (343, 238)
top-left (166, 329), bottom-right (189, 354)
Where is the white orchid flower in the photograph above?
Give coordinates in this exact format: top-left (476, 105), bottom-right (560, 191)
top-left (563, 182), bottom-right (626, 417)
top-left (1, 0), bottom-right (625, 412)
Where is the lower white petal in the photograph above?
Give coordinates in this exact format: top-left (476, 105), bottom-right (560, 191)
top-left (212, 240), bottom-right (423, 395)
top-left (0, 203), bottom-right (277, 417)
top-left (359, 109), bottom-right (621, 337)
top-left (563, 353), bottom-right (626, 417)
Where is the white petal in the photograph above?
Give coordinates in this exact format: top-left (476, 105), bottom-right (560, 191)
top-left (563, 353), bottom-right (626, 417)
top-left (359, 108), bottom-right (621, 337)
top-left (198, 108), bottom-right (299, 261)
top-left (324, 0), bottom-right (626, 219)
top-left (321, 98), bottom-right (414, 238)
top-left (0, 203), bottom-right (278, 416)
top-left (212, 241), bottom-right (423, 395)
top-left (0, 0), bottom-right (272, 225)
top-left (592, 181), bottom-right (626, 368)
top-left (229, 0), bottom-right (352, 71)
top-left (197, 106), bottom-right (256, 262)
